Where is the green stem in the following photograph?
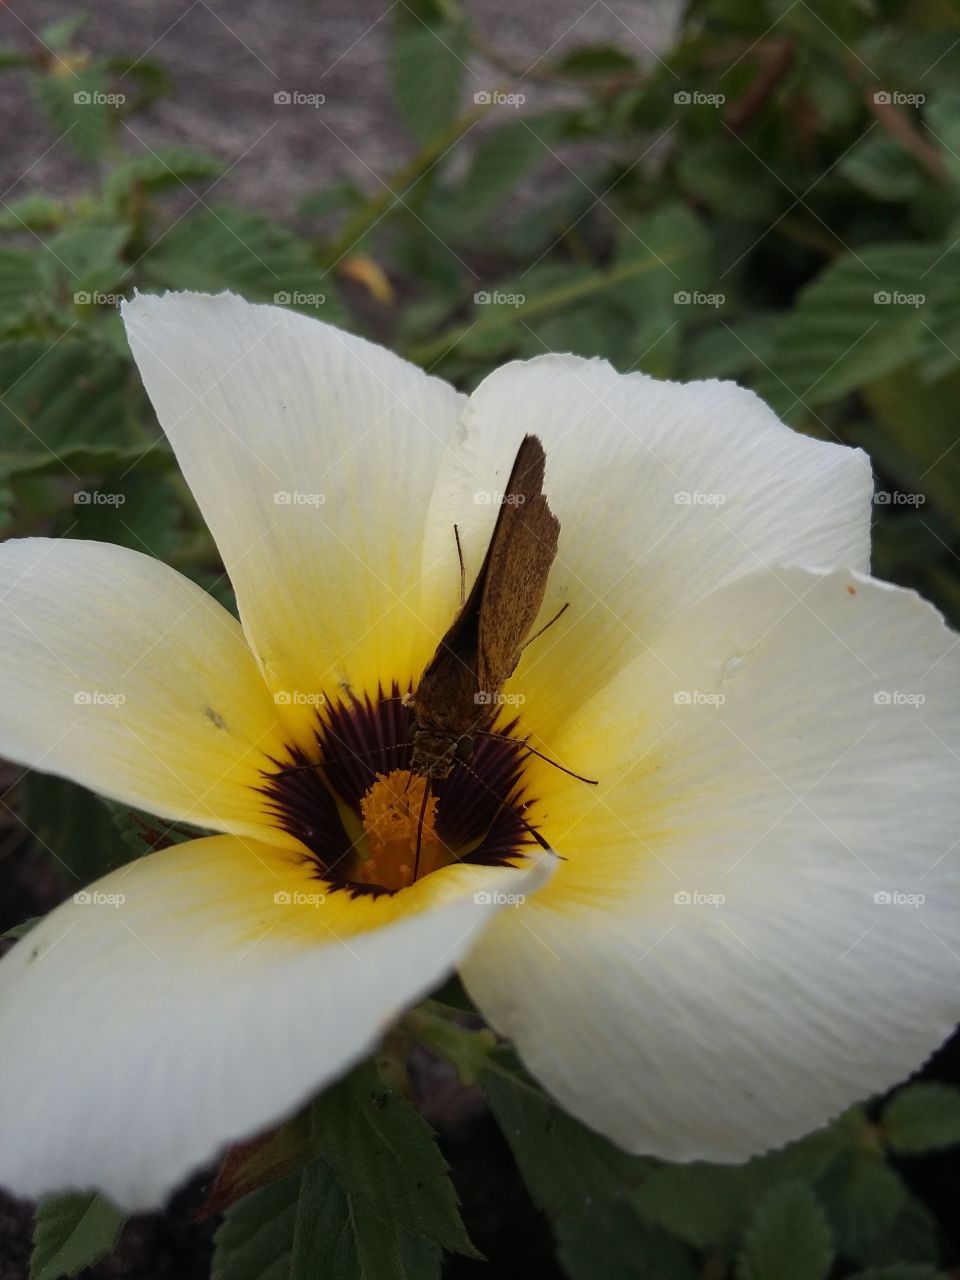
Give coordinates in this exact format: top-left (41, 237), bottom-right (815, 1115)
top-left (405, 1004), bottom-right (497, 1087)
top-left (325, 100), bottom-right (495, 265)
top-left (407, 248), bottom-right (678, 366)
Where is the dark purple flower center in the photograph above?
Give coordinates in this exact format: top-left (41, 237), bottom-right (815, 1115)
top-left (259, 684), bottom-right (540, 895)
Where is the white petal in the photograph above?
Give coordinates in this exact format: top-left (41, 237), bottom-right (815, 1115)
top-left (122, 291), bottom-right (464, 746)
top-left (0, 538), bottom-right (293, 844)
top-left (422, 355), bottom-right (874, 736)
top-left (461, 567), bottom-right (960, 1161)
top-left (0, 835), bottom-right (553, 1208)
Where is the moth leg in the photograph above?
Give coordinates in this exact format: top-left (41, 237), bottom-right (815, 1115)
top-left (519, 601), bottom-right (570, 653)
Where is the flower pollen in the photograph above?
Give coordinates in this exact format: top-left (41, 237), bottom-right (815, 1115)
top-left (358, 769), bottom-right (444, 890)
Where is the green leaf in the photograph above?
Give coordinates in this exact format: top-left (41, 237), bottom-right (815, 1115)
top-left (0, 338), bottom-right (139, 478)
top-left (675, 139), bottom-right (780, 220)
top-left (682, 316), bottom-right (778, 379)
top-left (30, 1192), bottom-right (125, 1280)
top-left (554, 45), bottom-right (636, 76)
top-left (613, 201), bottom-right (709, 310)
top-left (817, 1150), bottom-right (908, 1259)
top-left (736, 1183), bottom-right (833, 1280)
top-left (482, 1049), bottom-right (647, 1218)
top-left (101, 797), bottom-right (206, 858)
top-left (310, 1061), bottom-right (477, 1257)
top-left (0, 249), bottom-right (43, 332)
top-left (918, 242), bottom-right (960, 381)
top-left (213, 1172), bottom-right (299, 1280)
top-left (103, 146), bottom-right (224, 203)
top-left (42, 223), bottom-right (130, 299)
top-left (290, 1159), bottom-right (440, 1280)
top-left (840, 135), bottom-right (924, 203)
top-left (63, 471), bottom-right (182, 558)
top-left (411, 248), bottom-right (674, 367)
top-left (925, 91), bottom-right (960, 187)
top-left (298, 181), bottom-right (366, 221)
top-left (882, 1082), bottom-right (960, 1154)
top-left (391, 10), bottom-right (468, 145)
top-left (520, 297), bottom-right (639, 368)
top-left (754, 243), bottom-right (938, 417)
top-left (862, 368), bottom-right (960, 529)
top-left (101, 55), bottom-right (172, 113)
top-left (631, 1162), bottom-right (752, 1253)
top-left (556, 1200), bottom-right (698, 1280)
top-left (0, 193), bottom-right (67, 233)
top-left (857, 1197), bottom-right (940, 1269)
top-left (447, 113), bottom-right (563, 231)
top-left (213, 1157), bottom-right (442, 1280)
top-left (21, 775), bottom-right (138, 883)
top-left (866, 29), bottom-right (960, 96)
top-left (142, 205), bottom-right (344, 321)
top-left (32, 66), bottom-right (120, 159)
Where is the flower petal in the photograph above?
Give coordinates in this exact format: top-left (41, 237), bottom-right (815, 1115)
top-left (422, 355), bottom-right (874, 737)
top-left (122, 291), bottom-right (465, 745)
top-left (461, 567), bottom-right (960, 1161)
top-left (0, 538), bottom-right (293, 844)
top-left (0, 834), bottom-right (553, 1208)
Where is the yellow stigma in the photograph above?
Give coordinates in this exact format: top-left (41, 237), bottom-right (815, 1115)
top-left (358, 769), bottom-right (444, 889)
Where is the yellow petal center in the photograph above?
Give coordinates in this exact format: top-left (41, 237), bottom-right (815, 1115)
top-left (357, 769), bottom-right (446, 890)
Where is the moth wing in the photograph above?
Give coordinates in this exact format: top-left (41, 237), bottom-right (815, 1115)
top-left (476, 437), bottom-right (560, 693)
top-left (415, 434), bottom-right (558, 716)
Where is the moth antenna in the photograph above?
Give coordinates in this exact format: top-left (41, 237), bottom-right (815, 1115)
top-left (451, 756), bottom-right (555, 855)
top-left (519, 601), bottom-right (569, 653)
top-left (454, 524), bottom-right (466, 607)
top-left (471, 729), bottom-right (598, 785)
top-left (272, 741), bottom-right (408, 776)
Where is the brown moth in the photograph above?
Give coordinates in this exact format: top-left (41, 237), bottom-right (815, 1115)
top-left (407, 433), bottom-right (561, 780)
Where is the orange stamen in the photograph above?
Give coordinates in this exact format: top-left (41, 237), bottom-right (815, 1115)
top-left (358, 770), bottom-right (445, 889)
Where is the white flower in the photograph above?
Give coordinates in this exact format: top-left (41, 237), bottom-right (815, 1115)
top-left (0, 290), bottom-right (957, 1210)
